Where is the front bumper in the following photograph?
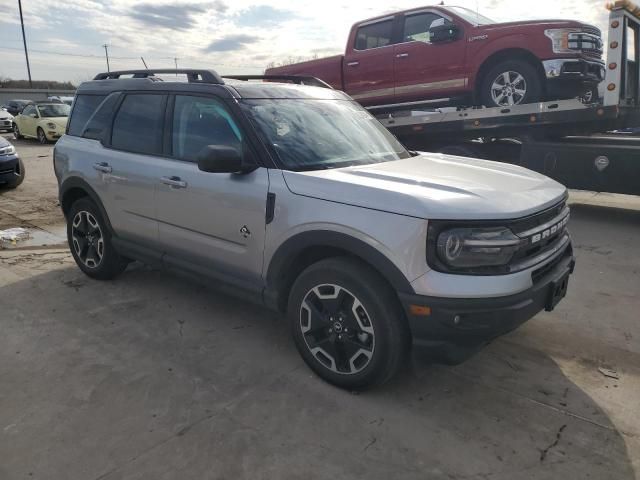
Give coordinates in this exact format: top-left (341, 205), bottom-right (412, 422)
top-left (0, 154), bottom-right (21, 184)
top-left (543, 58), bottom-right (605, 82)
top-left (399, 250), bottom-right (575, 364)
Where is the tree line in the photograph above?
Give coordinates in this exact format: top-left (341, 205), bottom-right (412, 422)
top-left (0, 77), bottom-right (76, 90)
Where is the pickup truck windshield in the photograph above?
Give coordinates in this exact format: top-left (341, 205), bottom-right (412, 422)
top-left (241, 99), bottom-right (410, 171)
top-left (447, 7), bottom-right (495, 25)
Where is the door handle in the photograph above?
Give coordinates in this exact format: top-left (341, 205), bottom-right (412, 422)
top-left (93, 162), bottom-right (112, 173)
top-left (396, 53), bottom-right (409, 58)
top-left (347, 61), bottom-right (360, 67)
top-left (161, 176), bottom-right (188, 189)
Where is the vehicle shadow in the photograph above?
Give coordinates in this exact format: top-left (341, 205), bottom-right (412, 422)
top-left (0, 260), bottom-right (636, 480)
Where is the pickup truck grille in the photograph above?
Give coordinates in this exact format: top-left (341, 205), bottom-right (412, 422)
top-left (568, 31), bottom-right (603, 57)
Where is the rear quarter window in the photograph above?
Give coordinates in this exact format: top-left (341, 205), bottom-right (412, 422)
top-left (68, 94), bottom-right (107, 136)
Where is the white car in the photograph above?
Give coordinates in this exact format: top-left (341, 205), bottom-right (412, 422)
top-left (0, 109), bottom-right (14, 133)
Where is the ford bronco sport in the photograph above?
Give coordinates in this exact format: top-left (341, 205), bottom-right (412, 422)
top-left (54, 69), bottom-right (575, 390)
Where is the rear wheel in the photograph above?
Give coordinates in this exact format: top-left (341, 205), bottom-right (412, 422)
top-left (67, 198), bottom-right (128, 280)
top-left (481, 60), bottom-right (542, 107)
top-left (288, 257), bottom-right (409, 390)
top-left (13, 123), bottom-right (23, 140)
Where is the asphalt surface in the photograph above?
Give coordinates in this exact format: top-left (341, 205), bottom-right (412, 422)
top-left (0, 134), bottom-right (638, 479)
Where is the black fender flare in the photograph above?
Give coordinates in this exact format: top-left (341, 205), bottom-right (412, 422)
top-left (265, 230), bottom-right (415, 308)
top-left (59, 177), bottom-right (114, 233)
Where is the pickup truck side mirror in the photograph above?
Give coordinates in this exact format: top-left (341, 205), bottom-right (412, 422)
top-left (429, 24), bottom-right (461, 43)
top-left (197, 145), bottom-right (255, 174)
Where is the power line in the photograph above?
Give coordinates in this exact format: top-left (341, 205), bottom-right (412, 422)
top-left (0, 46), bottom-right (265, 68)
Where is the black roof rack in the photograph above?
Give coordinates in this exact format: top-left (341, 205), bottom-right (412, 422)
top-left (224, 75), bottom-right (333, 89)
top-left (93, 69), bottom-right (224, 84)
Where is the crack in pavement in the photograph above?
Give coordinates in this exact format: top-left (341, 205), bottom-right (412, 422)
top-left (539, 424), bottom-right (567, 462)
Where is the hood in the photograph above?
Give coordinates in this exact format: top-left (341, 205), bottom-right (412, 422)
top-left (0, 112), bottom-right (13, 121)
top-left (41, 117), bottom-right (68, 129)
top-left (0, 136), bottom-right (11, 149)
top-left (282, 154), bottom-right (567, 220)
top-left (481, 19), bottom-right (600, 34)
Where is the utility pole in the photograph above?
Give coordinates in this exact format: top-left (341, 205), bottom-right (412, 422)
top-left (174, 57), bottom-right (179, 76)
top-left (17, 0), bottom-right (33, 88)
top-left (102, 44), bottom-right (110, 72)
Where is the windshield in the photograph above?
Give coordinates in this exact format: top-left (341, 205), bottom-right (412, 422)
top-left (37, 104), bottom-right (71, 118)
top-left (447, 6), bottom-right (495, 25)
top-left (241, 99), bottom-right (410, 171)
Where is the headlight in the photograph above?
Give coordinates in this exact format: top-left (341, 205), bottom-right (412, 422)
top-left (433, 226), bottom-right (524, 270)
top-left (47, 122), bottom-right (57, 129)
top-left (545, 28), bottom-right (579, 54)
top-left (0, 145), bottom-right (16, 156)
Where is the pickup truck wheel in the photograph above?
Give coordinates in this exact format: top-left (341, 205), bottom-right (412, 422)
top-left (67, 198), bottom-right (128, 280)
top-left (481, 60), bottom-right (541, 107)
top-left (288, 257), bottom-right (409, 390)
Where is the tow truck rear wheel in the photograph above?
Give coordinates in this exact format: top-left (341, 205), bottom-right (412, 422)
top-left (481, 60), bottom-right (541, 108)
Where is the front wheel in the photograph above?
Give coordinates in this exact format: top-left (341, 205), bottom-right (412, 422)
top-left (37, 127), bottom-right (48, 144)
top-left (480, 60), bottom-right (542, 107)
top-left (288, 257), bottom-right (409, 390)
top-left (66, 198), bottom-right (128, 280)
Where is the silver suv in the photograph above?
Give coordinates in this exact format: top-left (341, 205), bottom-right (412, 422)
top-left (54, 69), bottom-right (575, 390)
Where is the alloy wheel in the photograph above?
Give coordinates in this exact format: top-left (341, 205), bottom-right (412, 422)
top-left (491, 71), bottom-right (527, 106)
top-left (71, 211), bottom-right (104, 269)
top-left (299, 284), bottom-right (375, 375)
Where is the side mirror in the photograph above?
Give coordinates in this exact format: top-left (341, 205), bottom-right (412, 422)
top-left (429, 24), bottom-right (461, 43)
top-left (30, 113), bottom-right (38, 118)
top-left (197, 145), bottom-right (254, 174)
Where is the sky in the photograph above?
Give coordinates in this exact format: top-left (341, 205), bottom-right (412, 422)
top-left (0, 0), bottom-right (609, 84)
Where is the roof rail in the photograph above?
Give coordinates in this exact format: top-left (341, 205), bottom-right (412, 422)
top-left (223, 75), bottom-right (333, 89)
top-left (93, 69), bottom-right (224, 84)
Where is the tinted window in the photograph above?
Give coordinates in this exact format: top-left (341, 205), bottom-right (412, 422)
top-left (111, 94), bottom-right (166, 155)
top-left (172, 95), bottom-right (243, 162)
top-left (355, 20), bottom-right (394, 50)
top-left (403, 13), bottom-right (450, 43)
top-left (68, 94), bottom-right (106, 136)
top-left (82, 93), bottom-right (120, 142)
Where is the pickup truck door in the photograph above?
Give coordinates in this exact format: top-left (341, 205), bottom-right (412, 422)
top-left (393, 10), bottom-right (468, 105)
top-left (343, 17), bottom-right (397, 107)
top-left (154, 94), bottom-right (269, 291)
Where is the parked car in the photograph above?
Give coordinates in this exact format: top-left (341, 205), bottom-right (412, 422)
top-left (0, 136), bottom-right (24, 189)
top-left (13, 102), bottom-right (71, 144)
top-left (0, 109), bottom-right (14, 132)
top-left (266, 5), bottom-right (604, 108)
top-left (48, 95), bottom-right (75, 106)
top-left (4, 99), bottom-right (31, 116)
top-left (54, 69), bottom-right (574, 389)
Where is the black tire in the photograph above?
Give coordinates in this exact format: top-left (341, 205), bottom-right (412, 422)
top-left (37, 127), bottom-right (48, 144)
top-left (480, 60), bottom-right (542, 107)
top-left (13, 123), bottom-right (23, 140)
top-left (4, 158), bottom-right (25, 189)
top-left (66, 198), bottom-right (127, 280)
top-left (288, 257), bottom-right (410, 390)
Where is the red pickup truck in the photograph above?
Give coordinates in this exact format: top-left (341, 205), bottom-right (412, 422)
top-left (266, 5), bottom-right (605, 109)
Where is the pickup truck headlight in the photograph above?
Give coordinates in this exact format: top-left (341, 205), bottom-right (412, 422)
top-left (545, 28), bottom-right (579, 54)
top-left (0, 145), bottom-right (16, 156)
top-left (46, 122), bottom-right (57, 129)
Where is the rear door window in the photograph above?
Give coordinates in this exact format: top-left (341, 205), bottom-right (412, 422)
top-left (355, 20), bottom-right (394, 50)
top-left (68, 94), bottom-right (106, 136)
top-left (82, 93), bottom-right (121, 142)
top-left (111, 94), bottom-right (166, 155)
